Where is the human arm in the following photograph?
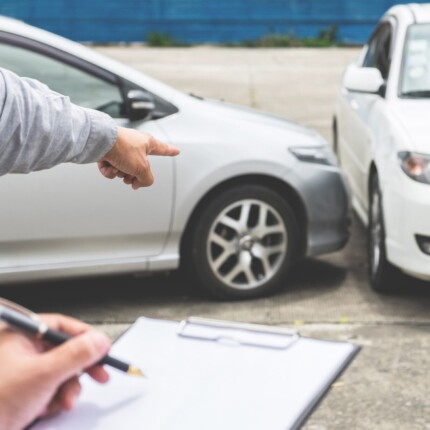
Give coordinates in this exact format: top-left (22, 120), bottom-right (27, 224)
top-left (0, 314), bottom-right (111, 430)
top-left (0, 67), bottom-right (118, 175)
top-left (0, 67), bottom-right (179, 187)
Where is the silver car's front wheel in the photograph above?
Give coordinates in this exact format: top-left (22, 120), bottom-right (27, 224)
top-left (207, 199), bottom-right (287, 290)
top-left (186, 185), bottom-right (298, 299)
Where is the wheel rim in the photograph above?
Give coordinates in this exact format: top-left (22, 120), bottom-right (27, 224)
top-left (370, 189), bottom-right (382, 275)
top-left (207, 199), bottom-right (288, 290)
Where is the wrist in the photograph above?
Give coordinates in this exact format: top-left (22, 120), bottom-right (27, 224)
top-left (103, 127), bottom-right (126, 162)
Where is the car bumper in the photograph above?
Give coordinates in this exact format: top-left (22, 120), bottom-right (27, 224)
top-left (284, 163), bottom-right (351, 257)
top-left (384, 172), bottom-right (430, 280)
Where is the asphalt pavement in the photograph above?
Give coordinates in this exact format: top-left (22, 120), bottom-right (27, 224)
top-left (2, 47), bottom-right (430, 429)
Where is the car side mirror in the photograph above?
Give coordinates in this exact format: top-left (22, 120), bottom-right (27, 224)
top-left (343, 65), bottom-right (384, 94)
top-left (126, 90), bottom-right (155, 121)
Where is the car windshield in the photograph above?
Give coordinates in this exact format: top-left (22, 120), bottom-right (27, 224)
top-left (400, 24), bottom-right (430, 98)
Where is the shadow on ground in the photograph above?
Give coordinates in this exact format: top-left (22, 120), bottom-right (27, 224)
top-left (0, 257), bottom-right (347, 313)
top-left (1, 215), bottom-right (430, 324)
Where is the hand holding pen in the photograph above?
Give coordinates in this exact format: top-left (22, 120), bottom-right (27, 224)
top-left (0, 298), bottom-right (143, 430)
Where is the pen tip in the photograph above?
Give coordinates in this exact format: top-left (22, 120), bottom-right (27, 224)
top-left (128, 366), bottom-right (146, 378)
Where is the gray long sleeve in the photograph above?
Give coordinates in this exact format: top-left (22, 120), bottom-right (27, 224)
top-left (0, 67), bottom-right (118, 175)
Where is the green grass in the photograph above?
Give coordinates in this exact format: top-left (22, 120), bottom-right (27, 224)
top-left (225, 26), bottom-right (340, 48)
top-left (146, 26), bottom-right (340, 48)
top-left (146, 31), bottom-right (189, 47)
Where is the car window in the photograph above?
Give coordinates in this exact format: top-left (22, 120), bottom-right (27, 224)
top-left (0, 42), bottom-right (125, 118)
top-left (400, 24), bottom-right (430, 97)
top-left (363, 23), bottom-right (392, 80)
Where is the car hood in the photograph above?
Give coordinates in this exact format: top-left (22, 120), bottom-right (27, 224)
top-left (391, 100), bottom-right (430, 152)
top-left (161, 94), bottom-right (331, 158)
top-left (198, 97), bottom-right (321, 142)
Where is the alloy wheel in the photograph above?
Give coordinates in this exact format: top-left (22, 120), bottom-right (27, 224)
top-left (207, 199), bottom-right (288, 290)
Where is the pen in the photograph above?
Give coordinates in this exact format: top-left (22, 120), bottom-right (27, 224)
top-left (0, 304), bottom-right (145, 378)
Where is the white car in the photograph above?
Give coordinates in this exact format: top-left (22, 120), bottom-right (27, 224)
top-left (0, 17), bottom-right (350, 299)
top-left (334, 3), bottom-right (430, 292)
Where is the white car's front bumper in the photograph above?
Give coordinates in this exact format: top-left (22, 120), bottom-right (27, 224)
top-left (384, 170), bottom-right (430, 280)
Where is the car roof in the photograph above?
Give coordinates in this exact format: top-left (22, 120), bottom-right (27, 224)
top-left (0, 14), bottom-right (123, 64)
top-left (0, 15), bottom-right (23, 26)
top-left (0, 14), bottom-right (126, 68)
top-left (410, 3), bottom-right (430, 23)
top-left (0, 15), bottom-right (57, 39)
top-left (385, 3), bottom-right (430, 24)
top-left (0, 15), bottom-right (180, 102)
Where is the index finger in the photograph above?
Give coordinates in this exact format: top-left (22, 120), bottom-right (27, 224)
top-left (148, 138), bottom-right (180, 157)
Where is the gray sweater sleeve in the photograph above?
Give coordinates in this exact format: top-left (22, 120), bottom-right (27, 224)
top-left (0, 67), bottom-right (118, 175)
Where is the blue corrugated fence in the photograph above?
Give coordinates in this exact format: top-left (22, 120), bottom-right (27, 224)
top-left (0, 0), bottom-right (427, 44)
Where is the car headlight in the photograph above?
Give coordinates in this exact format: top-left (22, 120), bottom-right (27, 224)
top-left (289, 146), bottom-right (337, 166)
top-left (398, 151), bottom-right (430, 184)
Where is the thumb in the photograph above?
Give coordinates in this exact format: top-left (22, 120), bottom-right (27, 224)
top-left (41, 331), bottom-right (111, 384)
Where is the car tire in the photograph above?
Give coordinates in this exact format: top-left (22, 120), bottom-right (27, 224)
top-left (368, 174), bottom-right (399, 293)
top-left (332, 118), bottom-right (344, 168)
top-left (184, 184), bottom-right (299, 299)
top-left (332, 118), bottom-right (338, 156)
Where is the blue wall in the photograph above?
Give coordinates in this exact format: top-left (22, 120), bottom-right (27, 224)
top-left (0, 0), bottom-right (427, 44)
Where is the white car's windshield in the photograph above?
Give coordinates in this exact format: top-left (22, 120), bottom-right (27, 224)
top-left (401, 24), bottom-right (430, 98)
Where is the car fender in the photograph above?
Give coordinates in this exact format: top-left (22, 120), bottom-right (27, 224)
top-left (173, 157), bottom-right (294, 233)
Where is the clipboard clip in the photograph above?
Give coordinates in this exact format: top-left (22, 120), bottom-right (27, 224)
top-left (177, 317), bottom-right (300, 350)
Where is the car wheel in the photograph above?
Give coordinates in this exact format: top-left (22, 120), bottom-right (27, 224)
top-left (186, 185), bottom-right (298, 299)
top-left (368, 174), bottom-right (399, 293)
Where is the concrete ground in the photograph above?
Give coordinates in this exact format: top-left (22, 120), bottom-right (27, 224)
top-left (2, 47), bottom-right (430, 429)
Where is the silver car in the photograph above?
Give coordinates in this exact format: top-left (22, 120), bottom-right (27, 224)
top-left (0, 17), bottom-right (350, 298)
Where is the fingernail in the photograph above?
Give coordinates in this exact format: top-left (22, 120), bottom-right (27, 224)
top-left (88, 331), bottom-right (111, 353)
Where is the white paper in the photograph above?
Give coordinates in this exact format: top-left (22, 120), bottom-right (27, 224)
top-left (34, 318), bottom-right (357, 430)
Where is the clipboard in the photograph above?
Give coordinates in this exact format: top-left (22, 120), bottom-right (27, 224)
top-left (34, 317), bottom-right (360, 430)
top-left (177, 316), bottom-right (300, 349)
